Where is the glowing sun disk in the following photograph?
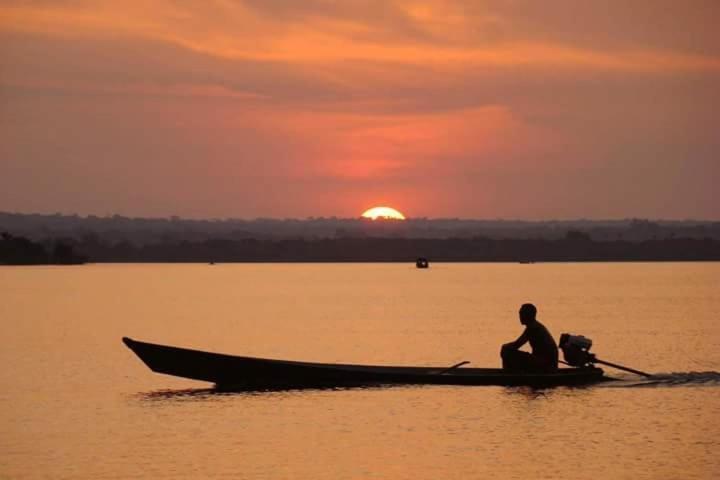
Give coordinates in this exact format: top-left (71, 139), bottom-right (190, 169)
top-left (361, 206), bottom-right (406, 220)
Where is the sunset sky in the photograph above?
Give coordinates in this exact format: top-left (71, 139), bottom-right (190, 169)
top-left (1, 1), bottom-right (718, 219)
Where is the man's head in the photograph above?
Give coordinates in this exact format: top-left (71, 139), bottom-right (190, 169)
top-left (519, 303), bottom-right (537, 325)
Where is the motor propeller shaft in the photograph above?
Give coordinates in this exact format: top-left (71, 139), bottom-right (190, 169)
top-left (591, 357), bottom-right (652, 378)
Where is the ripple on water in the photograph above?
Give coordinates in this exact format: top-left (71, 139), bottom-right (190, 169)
top-left (600, 371), bottom-right (720, 388)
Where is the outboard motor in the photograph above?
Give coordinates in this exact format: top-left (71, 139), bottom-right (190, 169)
top-left (559, 333), bottom-right (652, 377)
top-left (559, 333), bottom-right (595, 367)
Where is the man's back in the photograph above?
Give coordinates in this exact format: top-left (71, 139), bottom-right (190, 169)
top-left (525, 320), bottom-right (558, 365)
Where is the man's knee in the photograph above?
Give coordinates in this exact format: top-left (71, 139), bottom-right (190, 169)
top-left (502, 349), bottom-right (534, 370)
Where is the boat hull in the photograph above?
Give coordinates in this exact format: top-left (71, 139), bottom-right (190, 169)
top-left (122, 337), bottom-right (607, 389)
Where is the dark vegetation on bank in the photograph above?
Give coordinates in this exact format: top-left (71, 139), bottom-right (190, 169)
top-left (2, 212), bottom-right (719, 264)
top-left (3, 211), bottom-right (720, 244)
top-left (0, 233), bottom-right (87, 265)
top-left (2, 230), bottom-right (718, 264)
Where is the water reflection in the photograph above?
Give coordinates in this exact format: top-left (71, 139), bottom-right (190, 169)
top-left (135, 371), bottom-right (720, 405)
top-left (500, 382), bottom-right (604, 401)
top-left (502, 387), bottom-right (556, 400)
top-left (134, 382), bottom-right (607, 403)
top-left (135, 383), bottom-right (408, 401)
top-left (137, 388), bottom-right (226, 402)
top-left (136, 387), bottom-right (313, 402)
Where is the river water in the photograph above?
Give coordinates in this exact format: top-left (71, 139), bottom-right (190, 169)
top-left (1, 263), bottom-right (719, 479)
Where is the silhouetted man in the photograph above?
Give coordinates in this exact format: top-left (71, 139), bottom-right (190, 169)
top-left (501, 303), bottom-right (558, 371)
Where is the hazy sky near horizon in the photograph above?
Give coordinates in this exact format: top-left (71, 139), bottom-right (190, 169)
top-left (1, 1), bottom-right (719, 219)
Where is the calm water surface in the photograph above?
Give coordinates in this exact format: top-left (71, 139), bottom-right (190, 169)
top-left (1, 263), bottom-right (719, 479)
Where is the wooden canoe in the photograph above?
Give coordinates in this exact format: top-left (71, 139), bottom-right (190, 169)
top-left (122, 337), bottom-right (607, 389)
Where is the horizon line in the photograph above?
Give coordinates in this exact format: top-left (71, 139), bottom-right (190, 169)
top-left (1, 210), bottom-right (718, 223)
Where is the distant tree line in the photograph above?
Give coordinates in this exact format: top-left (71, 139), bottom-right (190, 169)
top-left (3, 230), bottom-right (718, 264)
top-left (0, 233), bottom-right (87, 265)
top-left (2, 211), bottom-right (719, 245)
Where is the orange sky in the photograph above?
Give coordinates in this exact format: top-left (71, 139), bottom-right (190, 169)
top-left (1, 1), bottom-right (719, 219)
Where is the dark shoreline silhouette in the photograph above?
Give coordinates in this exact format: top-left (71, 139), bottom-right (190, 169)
top-left (2, 212), bottom-right (719, 264)
top-left (2, 230), bottom-right (718, 264)
top-left (0, 232), bottom-right (87, 265)
top-left (3, 212), bottom-right (719, 244)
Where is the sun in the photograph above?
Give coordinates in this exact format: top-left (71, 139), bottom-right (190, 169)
top-left (361, 206), bottom-right (406, 220)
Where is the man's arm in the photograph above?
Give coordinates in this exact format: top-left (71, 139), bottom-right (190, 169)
top-left (502, 330), bottom-right (528, 350)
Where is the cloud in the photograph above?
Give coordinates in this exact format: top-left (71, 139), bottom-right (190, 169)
top-left (3, 1), bottom-right (719, 69)
top-left (1, 1), bottom-right (719, 218)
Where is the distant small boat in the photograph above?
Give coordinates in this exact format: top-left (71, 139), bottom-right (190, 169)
top-left (416, 257), bottom-right (429, 268)
top-left (122, 337), bottom-right (607, 389)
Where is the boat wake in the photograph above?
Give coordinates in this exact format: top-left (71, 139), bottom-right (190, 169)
top-left (602, 371), bottom-right (720, 388)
